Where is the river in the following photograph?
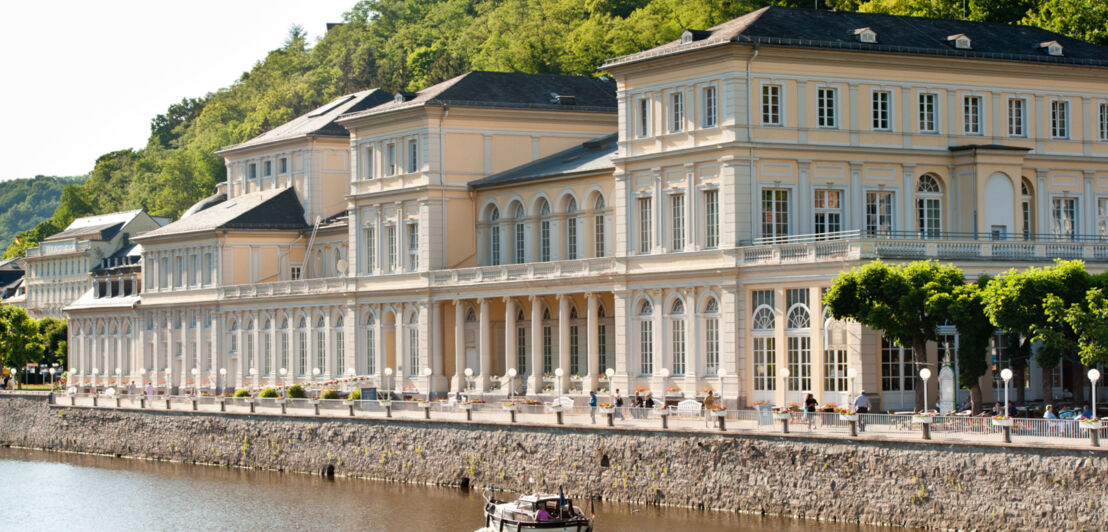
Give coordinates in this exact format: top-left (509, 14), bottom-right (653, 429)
top-left (0, 447), bottom-right (884, 531)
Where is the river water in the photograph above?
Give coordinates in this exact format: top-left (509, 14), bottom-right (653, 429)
top-left (0, 447), bottom-right (883, 531)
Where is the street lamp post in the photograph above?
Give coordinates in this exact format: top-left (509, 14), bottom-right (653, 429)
top-left (464, 368), bottom-right (473, 395)
top-left (554, 367), bottom-right (564, 397)
top-left (920, 367), bottom-right (934, 441)
top-left (1000, 368), bottom-right (1014, 443)
top-left (506, 368), bottom-right (517, 400)
top-left (605, 368), bottom-right (615, 406)
top-left (1089, 368), bottom-right (1101, 447)
top-left (778, 367), bottom-right (790, 433)
top-left (312, 368), bottom-right (321, 395)
top-left (384, 367), bottom-right (394, 418)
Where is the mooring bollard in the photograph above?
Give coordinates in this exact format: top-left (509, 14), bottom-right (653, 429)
top-left (349, 403), bottom-right (355, 417)
top-left (510, 410), bottom-right (517, 423)
top-left (1091, 428), bottom-right (1101, 448)
top-left (314, 403), bottom-right (320, 416)
top-left (219, 400), bottom-right (226, 412)
top-left (192, 399), bottom-right (198, 411)
top-left (71, 396), bottom-right (76, 406)
top-left (423, 406), bottom-right (431, 419)
top-left (1003, 426), bottom-right (1012, 444)
top-left (140, 397), bottom-right (146, 409)
top-left (921, 423), bottom-right (931, 440)
top-left (607, 412), bottom-right (613, 427)
top-left (165, 398), bottom-right (171, 410)
top-left (660, 413), bottom-right (668, 429)
top-left (781, 419), bottom-right (789, 434)
top-left (385, 405), bottom-right (392, 418)
top-left (718, 415), bottom-right (726, 432)
top-left (281, 402), bottom-right (287, 415)
top-left (465, 409), bottom-right (472, 421)
top-left (115, 397), bottom-right (121, 408)
top-left (92, 395), bottom-right (98, 407)
top-left (849, 420), bottom-right (857, 437)
top-left (556, 411), bottom-right (563, 425)
top-left (249, 400), bottom-right (255, 413)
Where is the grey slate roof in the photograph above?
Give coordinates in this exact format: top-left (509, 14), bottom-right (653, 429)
top-left (44, 210), bottom-right (145, 242)
top-left (469, 134), bottom-right (617, 189)
top-left (216, 89), bottom-right (393, 154)
top-left (136, 187), bottom-right (307, 240)
top-left (604, 6), bottom-right (1108, 69)
top-left (339, 71), bottom-right (616, 122)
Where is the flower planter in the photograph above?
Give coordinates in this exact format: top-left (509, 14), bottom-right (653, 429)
top-left (839, 413), bottom-right (859, 422)
top-left (547, 405), bottom-right (564, 412)
top-left (1079, 419), bottom-right (1103, 430)
top-left (912, 415), bottom-right (935, 424)
top-left (772, 412), bottom-right (791, 421)
top-left (342, 400), bottom-right (355, 407)
top-left (459, 403), bottom-right (473, 410)
top-left (710, 410), bottom-right (727, 417)
top-left (992, 417), bottom-right (1014, 427)
top-left (418, 401), bottom-right (432, 409)
top-left (502, 404), bottom-right (518, 412)
top-left (598, 407), bottom-right (615, 415)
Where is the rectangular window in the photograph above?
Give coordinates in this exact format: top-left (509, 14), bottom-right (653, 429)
top-left (364, 229), bottom-right (375, 273)
top-left (569, 325), bottom-right (580, 376)
top-left (670, 193), bottom-right (685, 251)
top-left (1100, 103), bottom-right (1108, 141)
top-left (669, 91), bottom-right (684, 133)
top-left (363, 146), bottom-right (374, 179)
top-left (1007, 98), bottom-right (1026, 137)
top-left (336, 329), bottom-right (345, 377)
top-left (159, 258), bottom-right (168, 289)
top-left (872, 90), bottom-right (891, 130)
top-left (918, 93), bottom-right (937, 132)
top-left (594, 212), bottom-right (605, 258)
top-left (175, 256), bottom-right (183, 288)
top-left (1099, 198), bottom-right (1108, 238)
top-left (705, 318), bottom-right (719, 374)
top-left (247, 163), bottom-right (257, 179)
top-left (385, 143), bottom-right (396, 176)
top-left (598, 324), bottom-right (608, 373)
top-left (317, 329), bottom-right (326, 374)
top-left (786, 336), bottom-right (811, 392)
top-left (963, 95), bottom-right (982, 135)
top-left (407, 138), bottom-right (418, 173)
top-left (542, 326), bottom-right (552, 375)
top-left (817, 87), bottom-right (837, 128)
top-left (762, 84), bottom-right (781, 125)
top-left (514, 222), bottom-right (526, 264)
top-left (638, 98), bottom-right (650, 138)
top-left (761, 189), bottom-right (790, 239)
top-left (517, 327), bottom-right (527, 375)
top-left (386, 226), bottom-right (397, 272)
top-left (202, 253), bottom-right (211, 285)
top-left (671, 320), bottom-right (685, 375)
top-left (190, 255), bottom-right (198, 286)
top-left (490, 225), bottom-right (501, 265)
top-left (865, 191), bottom-right (895, 235)
top-left (1052, 197), bottom-right (1078, 238)
top-left (566, 217), bottom-right (577, 260)
top-left (753, 337), bottom-right (776, 391)
top-left (640, 320), bottom-right (653, 375)
top-left (823, 349), bottom-right (847, 392)
top-left (279, 157), bottom-right (288, 174)
top-left (704, 189), bottom-right (718, 249)
top-left (881, 338), bottom-right (915, 392)
top-left (540, 219), bottom-right (551, 262)
top-left (291, 266), bottom-right (301, 280)
top-left (813, 189), bottom-right (842, 235)
top-left (702, 86), bottom-right (717, 128)
top-left (1051, 99), bottom-right (1069, 138)
top-left (638, 197), bottom-right (652, 253)
top-left (407, 223), bottom-right (419, 272)
top-left (263, 160), bottom-right (272, 177)
top-left (408, 325), bottom-right (418, 373)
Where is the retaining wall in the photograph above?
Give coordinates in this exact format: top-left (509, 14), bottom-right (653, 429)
top-left (1, 394), bottom-right (1105, 531)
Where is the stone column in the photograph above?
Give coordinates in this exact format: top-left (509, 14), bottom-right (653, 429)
top-left (558, 294), bottom-right (570, 394)
top-left (586, 293), bottom-right (599, 392)
top-left (684, 288), bottom-right (699, 391)
top-left (652, 290), bottom-right (665, 395)
top-left (431, 301), bottom-right (444, 393)
top-left (528, 296), bottom-right (544, 394)
top-left (504, 298), bottom-right (517, 393)
top-left (374, 305), bottom-right (386, 383)
top-left (478, 298), bottom-right (490, 392)
top-left (452, 301), bottom-right (465, 392)
top-left (395, 309), bottom-right (405, 382)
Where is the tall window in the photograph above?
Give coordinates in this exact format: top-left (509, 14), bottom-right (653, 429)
top-left (406, 138), bottom-right (418, 173)
top-left (542, 312), bottom-right (552, 375)
top-left (279, 318), bottom-right (289, 373)
top-left (670, 299), bottom-right (685, 375)
top-left (364, 229), bottom-right (376, 273)
top-left (335, 317), bottom-right (345, 376)
top-left (366, 314), bottom-right (376, 375)
top-left (865, 191), bottom-right (895, 235)
top-left (639, 301), bottom-right (654, 375)
top-left (246, 321), bottom-right (255, 373)
top-left (638, 197), bottom-right (652, 253)
top-left (963, 96), bottom-right (982, 135)
top-left (704, 190), bottom-right (718, 248)
top-left (918, 93), bottom-right (937, 132)
top-left (872, 90), bottom-right (891, 130)
top-left (761, 189), bottom-right (790, 239)
top-left (385, 143), bottom-right (396, 176)
top-left (569, 324), bottom-right (580, 376)
top-left (1021, 181), bottom-right (1033, 239)
top-left (1051, 100), bottom-right (1069, 138)
top-left (823, 349), bottom-right (847, 392)
top-left (762, 84), bottom-right (781, 125)
top-left (670, 194), bottom-right (685, 251)
top-left (813, 189), bottom-right (842, 235)
top-left (785, 290), bottom-right (811, 393)
top-left (316, 318), bottom-right (326, 374)
top-left (1007, 98), bottom-right (1026, 137)
top-left (565, 198), bottom-right (578, 260)
top-left (598, 322), bottom-right (608, 373)
top-left (1100, 103), bottom-right (1108, 141)
top-left (386, 226), bottom-right (397, 272)
top-left (752, 290), bottom-right (775, 391)
top-left (703, 298), bottom-right (719, 375)
top-left (247, 163), bottom-right (257, 180)
top-left (407, 223), bottom-right (419, 271)
top-left (817, 87), bottom-right (837, 128)
top-left (881, 338), bottom-right (915, 392)
top-left (1098, 199), bottom-right (1108, 238)
top-left (1052, 197), bottom-right (1078, 238)
top-left (669, 92), bottom-right (684, 133)
top-left (514, 205), bottom-right (526, 264)
top-left (488, 207), bottom-right (501, 265)
top-left (408, 317), bottom-right (418, 372)
top-left (916, 175), bottom-right (942, 238)
top-left (263, 160), bottom-right (272, 177)
top-left (263, 320), bottom-right (272, 375)
top-left (594, 196), bottom-right (606, 258)
top-left (637, 98), bottom-right (650, 138)
top-left (538, 200), bottom-right (552, 262)
top-left (516, 318), bottom-right (527, 376)
top-left (363, 146), bottom-right (374, 179)
top-left (702, 86), bottom-right (717, 128)
top-left (297, 319), bottom-right (307, 376)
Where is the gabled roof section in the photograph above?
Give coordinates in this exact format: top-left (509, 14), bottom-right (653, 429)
top-left (469, 134), bottom-right (617, 189)
top-left (136, 187), bottom-right (307, 240)
top-left (603, 6), bottom-right (1108, 69)
top-left (44, 209), bottom-right (145, 242)
top-left (217, 89), bottom-right (393, 155)
top-left (338, 71), bottom-right (617, 122)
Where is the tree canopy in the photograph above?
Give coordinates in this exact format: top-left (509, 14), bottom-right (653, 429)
top-left (0, 307), bottom-right (46, 389)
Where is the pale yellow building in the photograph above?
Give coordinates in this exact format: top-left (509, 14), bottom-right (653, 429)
top-left (67, 7), bottom-right (1108, 410)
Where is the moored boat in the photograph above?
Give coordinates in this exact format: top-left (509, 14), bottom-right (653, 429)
top-left (482, 488), bottom-right (594, 532)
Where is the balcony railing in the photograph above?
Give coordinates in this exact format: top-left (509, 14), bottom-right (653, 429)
top-left (25, 240), bottom-right (90, 258)
top-left (430, 257), bottom-right (619, 286)
top-left (218, 277), bottom-right (351, 299)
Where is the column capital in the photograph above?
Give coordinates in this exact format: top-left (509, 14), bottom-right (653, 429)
top-left (584, 292), bottom-right (596, 300)
top-left (476, 297), bottom-right (486, 305)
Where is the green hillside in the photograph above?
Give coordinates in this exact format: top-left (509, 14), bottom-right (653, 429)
top-left (0, 176), bottom-right (85, 255)
top-left (6, 0), bottom-right (1106, 258)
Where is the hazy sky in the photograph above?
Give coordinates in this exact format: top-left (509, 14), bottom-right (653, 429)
top-left (0, 0), bottom-right (356, 180)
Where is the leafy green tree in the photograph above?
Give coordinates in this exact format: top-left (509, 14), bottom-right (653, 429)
top-left (37, 317), bottom-right (68, 370)
top-left (0, 307), bottom-right (46, 389)
top-left (1023, 0), bottom-right (1108, 45)
top-left (940, 277), bottom-right (995, 412)
top-left (824, 260), bottom-right (965, 411)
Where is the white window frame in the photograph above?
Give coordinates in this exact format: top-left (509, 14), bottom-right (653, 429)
top-left (406, 138), bottom-right (419, 173)
top-left (1099, 102), bottom-right (1108, 141)
top-left (669, 91), bottom-right (684, 133)
top-left (1051, 196), bottom-right (1079, 238)
top-left (702, 85), bottom-right (717, 128)
top-left (813, 188), bottom-right (843, 235)
top-left (1007, 97), bottom-right (1027, 137)
top-left (637, 97), bottom-right (650, 138)
top-left (762, 83), bottom-right (782, 126)
top-left (703, 188), bottom-right (719, 249)
top-left (363, 145), bottom-right (375, 180)
top-left (962, 95), bottom-right (983, 135)
top-left (637, 196), bottom-right (652, 254)
top-left (871, 90), bottom-right (892, 131)
top-left (865, 189), bottom-right (896, 235)
top-left (670, 192), bottom-right (685, 251)
top-left (406, 222), bottom-right (419, 272)
top-left (385, 142), bottom-right (397, 177)
top-left (760, 187), bottom-right (791, 239)
top-left (918, 92), bottom-right (938, 133)
top-left (1050, 98), bottom-right (1070, 139)
top-left (817, 87), bottom-right (838, 129)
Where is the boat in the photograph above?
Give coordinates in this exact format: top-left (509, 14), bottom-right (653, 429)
top-left (482, 488), bottom-right (594, 531)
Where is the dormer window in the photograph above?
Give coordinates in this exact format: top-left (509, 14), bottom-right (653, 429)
top-left (947, 34), bottom-right (971, 50)
top-left (680, 29), bottom-right (711, 44)
top-left (1040, 41), bottom-right (1063, 56)
top-left (681, 31), bottom-right (693, 45)
top-left (854, 27), bottom-right (876, 44)
top-left (393, 93), bottom-right (405, 104)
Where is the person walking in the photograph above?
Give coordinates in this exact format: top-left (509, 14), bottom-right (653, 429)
top-left (804, 393), bottom-right (818, 430)
top-left (702, 392), bottom-right (716, 427)
top-left (588, 391), bottom-right (598, 424)
top-left (854, 390), bottom-right (871, 432)
top-left (613, 388), bottom-right (625, 420)
top-left (631, 392), bottom-right (644, 419)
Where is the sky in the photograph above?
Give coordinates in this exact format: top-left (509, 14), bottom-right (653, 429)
top-left (0, 0), bottom-right (356, 180)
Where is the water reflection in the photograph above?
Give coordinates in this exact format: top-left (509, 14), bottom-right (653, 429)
top-left (0, 447), bottom-right (885, 531)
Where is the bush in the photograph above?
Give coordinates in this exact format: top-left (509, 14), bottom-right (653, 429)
top-left (320, 387), bottom-right (340, 400)
top-left (258, 387), bottom-right (278, 398)
top-left (287, 384), bottom-right (306, 398)
top-left (233, 388), bottom-right (251, 398)
top-left (347, 389), bottom-right (361, 401)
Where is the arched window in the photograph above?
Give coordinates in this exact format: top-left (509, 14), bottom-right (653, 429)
top-left (466, 308), bottom-right (477, 322)
top-left (703, 297), bottom-right (720, 375)
top-left (513, 204), bottom-right (526, 264)
top-left (315, 317), bottom-right (326, 376)
top-left (487, 205), bottom-right (501, 266)
top-left (670, 299), bottom-right (686, 375)
top-left (229, 319), bottom-right (239, 355)
top-left (335, 316), bottom-right (346, 376)
top-left (542, 307), bottom-right (553, 375)
top-left (786, 304), bottom-right (811, 330)
top-left (565, 197), bottom-right (578, 260)
top-left (916, 175), bottom-right (942, 238)
top-left (1022, 180), bottom-right (1034, 239)
top-left (594, 195), bottom-right (606, 258)
top-left (365, 313), bottom-right (377, 375)
top-left (538, 199), bottom-right (552, 262)
top-left (262, 319), bottom-right (272, 376)
top-left (297, 318), bottom-right (307, 377)
top-left (752, 300), bottom-right (775, 393)
top-left (638, 300), bottom-right (654, 375)
top-left (785, 302), bottom-right (811, 394)
top-left (279, 318), bottom-right (289, 375)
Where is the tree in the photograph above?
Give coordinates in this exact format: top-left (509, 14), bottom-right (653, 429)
top-left (38, 317), bottom-right (68, 370)
top-left (0, 307), bottom-right (45, 390)
top-left (1044, 284), bottom-right (1108, 367)
top-left (824, 260), bottom-right (965, 411)
top-left (940, 277), bottom-right (995, 413)
top-left (1023, 0), bottom-right (1108, 46)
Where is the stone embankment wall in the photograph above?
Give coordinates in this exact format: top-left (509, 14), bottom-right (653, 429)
top-left (1, 394), bottom-right (1106, 531)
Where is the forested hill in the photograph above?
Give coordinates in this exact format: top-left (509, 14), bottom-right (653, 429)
top-left (0, 176), bottom-right (85, 255)
top-left (7, 0), bottom-right (1107, 259)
